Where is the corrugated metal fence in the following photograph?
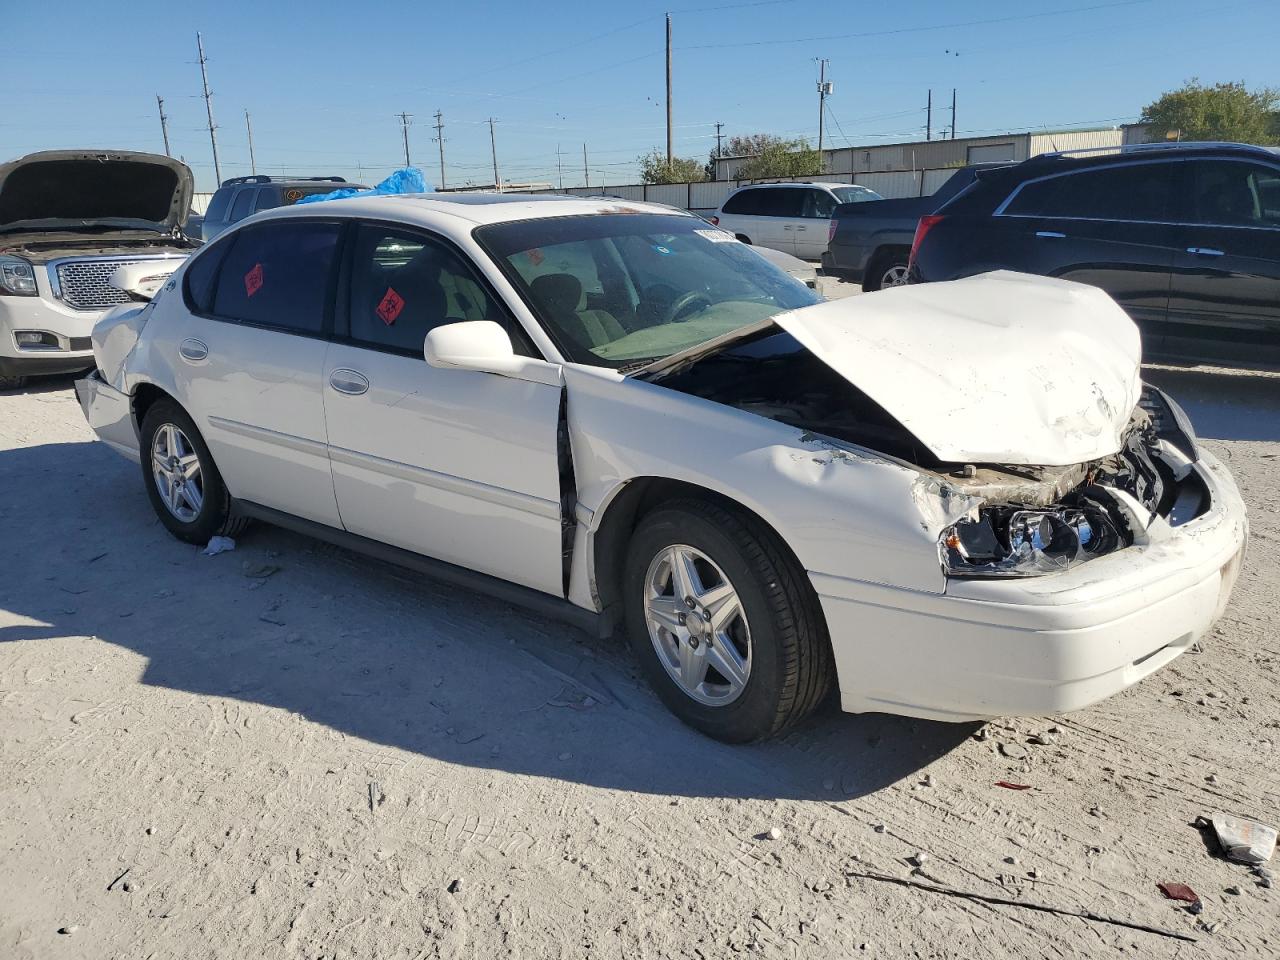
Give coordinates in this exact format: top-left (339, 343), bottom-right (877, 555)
top-left (525, 167), bottom-right (963, 212)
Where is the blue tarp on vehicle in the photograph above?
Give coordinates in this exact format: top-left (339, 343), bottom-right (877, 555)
top-left (296, 167), bottom-right (431, 204)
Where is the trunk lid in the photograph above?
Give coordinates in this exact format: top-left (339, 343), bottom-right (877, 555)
top-left (773, 271), bottom-right (1142, 466)
top-left (0, 150), bottom-right (194, 234)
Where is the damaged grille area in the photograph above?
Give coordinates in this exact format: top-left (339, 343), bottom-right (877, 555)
top-left (54, 259), bottom-right (156, 310)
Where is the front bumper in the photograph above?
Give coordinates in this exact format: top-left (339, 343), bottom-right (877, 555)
top-left (814, 448), bottom-right (1248, 722)
top-left (75, 371), bottom-right (140, 463)
top-left (0, 289), bottom-right (100, 378)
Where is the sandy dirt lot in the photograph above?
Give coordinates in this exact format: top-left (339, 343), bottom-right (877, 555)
top-left (1, 355), bottom-right (1278, 959)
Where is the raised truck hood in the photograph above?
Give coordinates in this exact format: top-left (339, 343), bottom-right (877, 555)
top-left (0, 150), bottom-right (194, 233)
top-left (773, 271), bottom-right (1142, 467)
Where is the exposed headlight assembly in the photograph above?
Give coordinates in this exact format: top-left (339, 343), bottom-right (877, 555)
top-left (0, 255), bottom-right (38, 296)
top-left (941, 505), bottom-right (1123, 578)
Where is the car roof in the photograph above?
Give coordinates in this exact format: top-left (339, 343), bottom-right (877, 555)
top-left (1015, 141), bottom-right (1280, 177)
top-left (241, 192), bottom-right (697, 228)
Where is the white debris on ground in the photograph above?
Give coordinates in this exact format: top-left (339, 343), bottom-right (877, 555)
top-left (1, 363), bottom-right (1278, 959)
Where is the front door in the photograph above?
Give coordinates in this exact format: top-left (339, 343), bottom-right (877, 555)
top-left (175, 218), bottom-right (343, 527)
top-left (1168, 158), bottom-right (1280, 357)
top-left (321, 223), bottom-right (565, 595)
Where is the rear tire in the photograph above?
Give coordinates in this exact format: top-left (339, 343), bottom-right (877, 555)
top-left (622, 498), bottom-right (833, 742)
top-left (0, 375), bottom-right (27, 391)
top-left (139, 400), bottom-right (249, 544)
top-left (863, 250), bottom-right (911, 292)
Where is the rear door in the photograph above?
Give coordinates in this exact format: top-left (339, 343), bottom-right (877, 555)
top-left (321, 222), bottom-right (565, 595)
top-left (1168, 157), bottom-right (1280, 346)
top-left (177, 218), bottom-right (343, 526)
top-left (996, 159), bottom-right (1179, 327)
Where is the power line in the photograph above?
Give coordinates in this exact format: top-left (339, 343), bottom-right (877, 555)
top-left (677, 0), bottom-right (1153, 50)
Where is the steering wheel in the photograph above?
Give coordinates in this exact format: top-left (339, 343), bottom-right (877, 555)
top-left (665, 290), bottom-right (713, 323)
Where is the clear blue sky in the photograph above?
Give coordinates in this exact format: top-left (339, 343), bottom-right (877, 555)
top-left (4, 0), bottom-right (1276, 192)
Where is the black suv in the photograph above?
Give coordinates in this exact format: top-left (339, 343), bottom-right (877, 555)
top-left (201, 176), bottom-right (364, 242)
top-left (909, 142), bottom-right (1280, 365)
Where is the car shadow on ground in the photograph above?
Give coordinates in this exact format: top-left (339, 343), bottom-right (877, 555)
top-left (1144, 364), bottom-right (1280, 442)
top-left (0, 371), bottom-right (85, 397)
top-left (0, 436), bottom-right (974, 803)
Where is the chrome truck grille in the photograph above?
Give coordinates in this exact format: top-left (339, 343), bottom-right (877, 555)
top-left (54, 258), bottom-right (157, 310)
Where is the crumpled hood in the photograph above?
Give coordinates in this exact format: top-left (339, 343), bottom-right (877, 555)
top-left (775, 271), bottom-right (1142, 466)
top-left (0, 150), bottom-right (193, 232)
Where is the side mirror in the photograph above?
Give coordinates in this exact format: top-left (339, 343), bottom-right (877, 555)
top-left (425, 320), bottom-right (521, 373)
top-left (109, 261), bottom-right (182, 302)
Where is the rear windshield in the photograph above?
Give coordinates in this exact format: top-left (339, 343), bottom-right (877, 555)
top-left (475, 213), bottom-right (818, 368)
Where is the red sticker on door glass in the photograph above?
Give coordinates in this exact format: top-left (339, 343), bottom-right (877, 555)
top-left (376, 286), bottom-right (405, 325)
top-left (527, 248), bottom-right (544, 267)
top-left (244, 263), bottom-right (264, 298)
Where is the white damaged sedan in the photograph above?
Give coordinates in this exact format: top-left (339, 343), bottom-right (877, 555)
top-left (76, 195), bottom-right (1248, 742)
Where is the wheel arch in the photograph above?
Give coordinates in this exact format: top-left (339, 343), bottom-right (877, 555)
top-left (131, 381), bottom-right (178, 429)
top-left (589, 476), bottom-right (821, 630)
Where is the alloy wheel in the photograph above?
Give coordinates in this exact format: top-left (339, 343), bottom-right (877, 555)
top-left (643, 545), bottom-right (752, 706)
top-left (151, 423), bottom-right (204, 522)
top-left (881, 263), bottom-right (910, 288)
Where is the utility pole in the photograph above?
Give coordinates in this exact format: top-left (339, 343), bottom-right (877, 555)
top-left (488, 118), bottom-right (501, 192)
top-left (556, 144), bottom-right (564, 190)
top-left (398, 112), bottom-right (413, 167)
top-left (665, 12), bottom-right (673, 173)
top-left (582, 143), bottom-right (589, 187)
top-left (244, 110), bottom-right (257, 175)
top-left (433, 110), bottom-right (446, 189)
top-left (714, 122), bottom-right (724, 159)
top-left (950, 88), bottom-right (957, 140)
top-left (156, 95), bottom-right (171, 157)
top-left (196, 32), bottom-right (221, 185)
top-left (816, 58), bottom-right (830, 157)
top-left (926, 89), bottom-right (932, 141)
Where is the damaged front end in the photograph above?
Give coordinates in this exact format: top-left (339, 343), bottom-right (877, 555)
top-left (938, 388), bottom-right (1205, 578)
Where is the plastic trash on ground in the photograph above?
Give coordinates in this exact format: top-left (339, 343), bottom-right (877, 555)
top-left (296, 167), bottom-right (430, 204)
top-left (202, 536), bottom-right (236, 557)
top-left (1210, 813), bottom-right (1277, 864)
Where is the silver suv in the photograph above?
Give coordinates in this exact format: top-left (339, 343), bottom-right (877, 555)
top-left (0, 150), bottom-right (197, 390)
top-left (201, 176), bottom-right (361, 242)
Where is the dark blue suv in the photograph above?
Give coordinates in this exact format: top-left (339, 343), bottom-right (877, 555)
top-left (909, 142), bottom-right (1280, 365)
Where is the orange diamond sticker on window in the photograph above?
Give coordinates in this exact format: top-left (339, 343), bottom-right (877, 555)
top-left (376, 286), bottom-right (405, 325)
top-left (244, 263), bottom-right (264, 298)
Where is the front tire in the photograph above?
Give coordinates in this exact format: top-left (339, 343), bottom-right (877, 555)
top-left (622, 498), bottom-right (833, 742)
top-left (139, 400), bottom-right (247, 544)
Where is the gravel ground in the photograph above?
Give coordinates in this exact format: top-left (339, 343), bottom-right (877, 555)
top-left (1, 358), bottom-right (1277, 959)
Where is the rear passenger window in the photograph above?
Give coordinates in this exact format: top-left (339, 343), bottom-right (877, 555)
top-left (183, 237), bottom-right (232, 313)
top-left (761, 189), bottom-right (804, 218)
top-left (254, 188), bottom-right (282, 212)
top-left (722, 189), bottom-right (763, 215)
top-left (1003, 163), bottom-right (1172, 222)
top-left (345, 224), bottom-right (530, 356)
top-left (229, 187), bottom-right (256, 223)
top-left (211, 221), bottom-right (340, 334)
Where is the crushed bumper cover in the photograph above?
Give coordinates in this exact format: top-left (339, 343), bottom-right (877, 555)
top-left (75, 371), bottom-right (139, 462)
top-left (815, 448), bottom-right (1247, 721)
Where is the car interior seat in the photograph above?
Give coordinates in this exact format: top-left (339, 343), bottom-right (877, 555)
top-left (529, 273), bottom-right (626, 349)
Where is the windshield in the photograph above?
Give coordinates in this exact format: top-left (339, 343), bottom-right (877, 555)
top-left (830, 186), bottom-right (881, 203)
top-left (474, 213), bottom-right (819, 368)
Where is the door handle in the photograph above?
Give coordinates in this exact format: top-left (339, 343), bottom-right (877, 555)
top-left (1186, 247), bottom-right (1225, 257)
top-left (795, 226), bottom-right (807, 232)
top-left (783, 225), bottom-right (793, 231)
top-left (329, 368), bottom-right (369, 396)
top-left (1035, 231), bottom-right (1067, 239)
top-left (178, 338), bottom-right (209, 362)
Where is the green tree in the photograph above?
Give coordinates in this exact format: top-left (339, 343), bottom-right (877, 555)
top-left (730, 135), bottom-right (822, 179)
top-left (1141, 79), bottom-right (1280, 145)
top-left (638, 150), bottom-right (708, 184)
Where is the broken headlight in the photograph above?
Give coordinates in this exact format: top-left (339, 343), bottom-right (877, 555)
top-left (940, 506), bottom-right (1122, 578)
